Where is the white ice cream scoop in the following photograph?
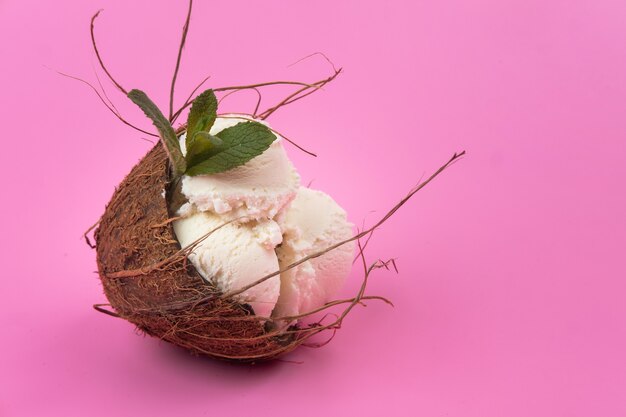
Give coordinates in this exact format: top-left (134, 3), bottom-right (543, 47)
top-left (178, 115), bottom-right (300, 222)
top-left (273, 187), bottom-right (355, 322)
top-left (173, 212), bottom-right (282, 318)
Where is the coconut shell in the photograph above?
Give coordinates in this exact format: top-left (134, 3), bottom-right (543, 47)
top-left (94, 144), bottom-right (298, 362)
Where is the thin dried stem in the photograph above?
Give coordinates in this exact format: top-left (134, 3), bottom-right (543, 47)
top-left (93, 304), bottom-right (120, 318)
top-left (53, 68), bottom-right (158, 137)
top-left (170, 80), bottom-right (319, 121)
top-left (252, 87), bottom-right (263, 116)
top-left (169, 0), bottom-right (193, 120)
top-left (92, 65), bottom-right (120, 115)
top-left (217, 114), bottom-right (317, 157)
top-left (353, 219), bottom-right (373, 264)
top-left (273, 295), bottom-right (393, 322)
top-left (170, 74), bottom-right (211, 123)
top-left (301, 326), bottom-right (338, 348)
top-left (297, 256), bottom-right (390, 340)
top-left (214, 80), bottom-right (316, 92)
top-left (83, 218), bottom-right (101, 249)
top-left (90, 10), bottom-right (127, 95)
top-left (258, 68), bottom-right (341, 120)
top-left (217, 87), bottom-right (263, 117)
top-left (288, 51), bottom-right (339, 74)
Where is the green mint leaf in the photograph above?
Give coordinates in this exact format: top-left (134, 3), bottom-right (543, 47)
top-left (127, 89), bottom-right (186, 176)
top-left (186, 132), bottom-right (223, 168)
top-left (186, 89), bottom-right (218, 152)
top-left (185, 121), bottom-right (276, 176)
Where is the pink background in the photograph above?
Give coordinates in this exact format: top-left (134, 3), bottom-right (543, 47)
top-left (1, 0), bottom-right (625, 415)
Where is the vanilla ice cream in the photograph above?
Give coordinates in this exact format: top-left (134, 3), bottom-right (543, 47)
top-left (273, 187), bottom-right (355, 322)
top-left (173, 116), bottom-right (354, 321)
top-left (173, 213), bottom-right (281, 318)
top-left (178, 115), bottom-right (300, 222)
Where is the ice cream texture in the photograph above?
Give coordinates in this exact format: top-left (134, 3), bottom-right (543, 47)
top-left (177, 115), bottom-right (300, 222)
top-left (173, 115), bottom-right (354, 320)
top-left (273, 187), bottom-right (354, 321)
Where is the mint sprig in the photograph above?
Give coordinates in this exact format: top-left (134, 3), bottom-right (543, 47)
top-left (186, 89), bottom-right (218, 151)
top-left (186, 121), bottom-right (276, 176)
top-left (128, 89), bottom-right (187, 176)
top-left (127, 88), bottom-right (276, 178)
top-left (186, 131), bottom-right (224, 168)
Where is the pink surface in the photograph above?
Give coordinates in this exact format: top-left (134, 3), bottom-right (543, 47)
top-left (1, 0), bottom-right (625, 415)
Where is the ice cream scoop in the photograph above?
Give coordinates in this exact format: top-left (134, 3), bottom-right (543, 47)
top-left (273, 187), bottom-right (355, 322)
top-left (178, 115), bottom-right (300, 222)
top-left (173, 212), bottom-right (282, 318)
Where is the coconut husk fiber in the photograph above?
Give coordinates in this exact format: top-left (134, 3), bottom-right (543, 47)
top-left (95, 144), bottom-right (299, 362)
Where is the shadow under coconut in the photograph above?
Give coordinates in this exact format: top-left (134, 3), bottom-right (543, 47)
top-left (151, 326), bottom-right (333, 373)
top-left (142, 338), bottom-right (343, 391)
top-left (47, 314), bottom-right (292, 383)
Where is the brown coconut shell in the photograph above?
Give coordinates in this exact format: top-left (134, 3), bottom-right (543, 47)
top-left (94, 144), bottom-right (299, 362)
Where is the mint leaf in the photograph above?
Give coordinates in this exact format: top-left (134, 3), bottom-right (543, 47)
top-left (185, 121), bottom-right (276, 176)
top-left (186, 132), bottom-right (223, 168)
top-left (128, 89), bottom-right (186, 176)
top-left (186, 89), bottom-right (218, 152)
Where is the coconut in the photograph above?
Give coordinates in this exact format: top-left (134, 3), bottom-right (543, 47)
top-left (94, 143), bottom-right (305, 362)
